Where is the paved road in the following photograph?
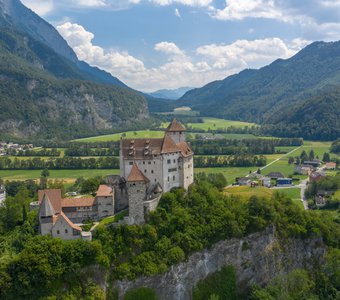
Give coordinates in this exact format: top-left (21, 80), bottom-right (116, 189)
top-left (259, 146), bottom-right (302, 172)
top-left (300, 179), bottom-right (309, 210)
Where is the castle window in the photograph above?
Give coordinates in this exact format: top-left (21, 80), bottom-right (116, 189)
top-left (154, 161), bottom-right (156, 164)
top-left (129, 162), bottom-right (133, 165)
top-left (173, 159), bottom-right (176, 163)
top-left (144, 169), bottom-right (147, 173)
top-left (155, 179), bottom-right (157, 182)
top-left (168, 176), bottom-right (170, 182)
top-left (148, 161), bottom-right (151, 165)
top-left (65, 229), bottom-right (68, 234)
top-left (167, 159), bottom-right (171, 164)
top-left (151, 170), bottom-right (154, 174)
top-left (173, 176), bottom-right (175, 181)
top-left (137, 190), bottom-right (140, 193)
top-left (143, 161), bottom-right (145, 165)
top-left (57, 230), bottom-right (60, 234)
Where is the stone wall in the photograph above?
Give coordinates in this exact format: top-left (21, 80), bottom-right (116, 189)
top-left (112, 227), bottom-right (326, 300)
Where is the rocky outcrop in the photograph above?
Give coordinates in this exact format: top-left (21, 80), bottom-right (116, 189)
top-left (112, 227), bottom-right (326, 300)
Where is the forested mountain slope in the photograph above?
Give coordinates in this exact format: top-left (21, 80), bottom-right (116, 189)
top-left (178, 41), bottom-right (340, 139)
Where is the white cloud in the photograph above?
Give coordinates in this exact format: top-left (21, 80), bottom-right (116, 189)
top-left (71, 0), bottom-right (107, 7)
top-left (150, 0), bottom-right (212, 7)
top-left (154, 42), bottom-right (184, 56)
top-left (57, 22), bottom-right (309, 91)
top-left (210, 0), bottom-right (287, 21)
top-left (175, 8), bottom-right (181, 17)
top-left (21, 0), bottom-right (54, 16)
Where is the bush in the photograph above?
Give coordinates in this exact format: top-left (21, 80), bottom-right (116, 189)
top-left (124, 287), bottom-right (158, 300)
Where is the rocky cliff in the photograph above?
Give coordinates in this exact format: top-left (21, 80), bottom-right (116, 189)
top-left (112, 227), bottom-right (326, 299)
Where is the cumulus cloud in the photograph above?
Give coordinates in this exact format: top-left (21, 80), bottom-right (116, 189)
top-left (154, 42), bottom-right (185, 56)
top-left (57, 22), bottom-right (309, 91)
top-left (71, 0), bottom-right (107, 7)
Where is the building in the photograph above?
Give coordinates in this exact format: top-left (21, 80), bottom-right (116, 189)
top-left (261, 177), bottom-right (271, 188)
top-left (237, 177), bottom-right (251, 186)
top-left (267, 172), bottom-right (285, 180)
top-left (36, 184), bottom-right (114, 240)
top-left (36, 119), bottom-right (194, 237)
top-left (314, 191), bottom-right (335, 207)
top-left (276, 178), bottom-right (293, 186)
top-left (325, 162), bottom-right (337, 170)
top-left (0, 184), bottom-right (6, 205)
top-left (303, 160), bottom-right (322, 168)
top-left (294, 164), bottom-right (314, 175)
top-left (120, 119), bottom-right (194, 224)
top-left (309, 171), bottom-right (327, 182)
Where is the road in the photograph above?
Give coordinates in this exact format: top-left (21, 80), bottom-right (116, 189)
top-left (300, 179), bottom-right (309, 210)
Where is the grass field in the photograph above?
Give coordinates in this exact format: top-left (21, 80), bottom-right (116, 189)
top-left (0, 169), bottom-right (119, 182)
top-left (195, 167), bottom-right (254, 184)
top-left (224, 186), bottom-right (273, 198)
top-left (73, 130), bottom-right (165, 143)
top-left (187, 117), bottom-right (256, 131)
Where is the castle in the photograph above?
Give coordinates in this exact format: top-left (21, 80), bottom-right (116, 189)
top-left (35, 119), bottom-right (194, 240)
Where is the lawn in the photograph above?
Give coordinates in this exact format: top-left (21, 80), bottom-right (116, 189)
top-left (0, 169), bottom-right (119, 182)
top-left (224, 186), bottom-right (274, 199)
top-left (73, 130), bottom-right (165, 143)
top-left (195, 167), bottom-right (254, 184)
top-left (187, 117), bottom-right (256, 131)
top-left (273, 187), bottom-right (301, 199)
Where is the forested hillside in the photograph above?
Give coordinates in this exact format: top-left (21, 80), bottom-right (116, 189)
top-left (0, 10), bottom-right (148, 139)
top-left (177, 41), bottom-right (340, 140)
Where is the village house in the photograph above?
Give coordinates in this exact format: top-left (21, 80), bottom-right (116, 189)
top-left (303, 160), bottom-right (322, 168)
top-left (237, 177), bottom-right (252, 186)
top-left (309, 171), bottom-right (327, 182)
top-left (314, 190), bottom-right (335, 207)
top-left (294, 164), bottom-right (314, 175)
top-left (276, 178), bottom-right (293, 187)
top-left (325, 162), bottom-right (337, 170)
top-left (266, 172), bottom-right (285, 180)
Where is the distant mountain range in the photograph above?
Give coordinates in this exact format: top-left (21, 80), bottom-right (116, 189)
top-left (148, 87), bottom-right (194, 100)
top-left (176, 41), bottom-right (340, 140)
top-left (0, 0), bottom-right (147, 139)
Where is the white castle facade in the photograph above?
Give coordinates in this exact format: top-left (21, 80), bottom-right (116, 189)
top-left (121, 119), bottom-right (194, 224)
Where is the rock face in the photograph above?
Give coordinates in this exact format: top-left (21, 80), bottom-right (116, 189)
top-left (113, 227), bottom-right (326, 300)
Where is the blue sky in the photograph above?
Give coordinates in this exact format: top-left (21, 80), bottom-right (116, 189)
top-left (21, 0), bottom-right (340, 92)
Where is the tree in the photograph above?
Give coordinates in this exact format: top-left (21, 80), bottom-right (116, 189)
top-left (41, 168), bottom-right (50, 178)
top-left (300, 150), bottom-right (308, 163)
top-left (323, 152), bottom-right (331, 162)
top-left (288, 157), bottom-right (295, 164)
top-left (309, 150), bottom-right (315, 161)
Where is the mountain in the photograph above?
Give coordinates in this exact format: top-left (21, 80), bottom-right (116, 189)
top-left (0, 0), bottom-right (148, 139)
top-left (0, 0), bottom-right (129, 88)
top-left (178, 41), bottom-right (340, 139)
top-left (149, 87), bottom-right (194, 100)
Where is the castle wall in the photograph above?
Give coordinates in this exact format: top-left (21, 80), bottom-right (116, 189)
top-left (144, 195), bottom-right (162, 213)
top-left (182, 156), bottom-right (194, 190)
top-left (97, 195), bottom-right (115, 219)
top-left (63, 207), bottom-right (98, 223)
top-left (162, 152), bottom-right (181, 192)
top-left (39, 217), bottom-right (53, 235)
top-left (123, 157), bottom-right (163, 187)
top-left (127, 181), bottom-right (147, 225)
top-left (51, 218), bottom-right (81, 240)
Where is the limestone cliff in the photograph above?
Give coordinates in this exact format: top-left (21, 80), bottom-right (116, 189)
top-left (112, 227), bottom-right (326, 299)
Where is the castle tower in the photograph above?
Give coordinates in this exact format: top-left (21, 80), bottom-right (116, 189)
top-left (39, 194), bottom-right (55, 235)
top-left (127, 163), bottom-right (150, 225)
top-left (166, 118), bottom-right (186, 144)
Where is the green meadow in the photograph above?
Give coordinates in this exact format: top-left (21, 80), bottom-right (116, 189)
top-left (73, 130), bottom-right (165, 143)
top-left (186, 117), bottom-right (257, 131)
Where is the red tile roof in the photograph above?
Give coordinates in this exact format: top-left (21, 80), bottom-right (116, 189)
top-left (127, 163), bottom-right (150, 183)
top-left (38, 189), bottom-right (62, 213)
top-left (96, 185), bottom-right (113, 197)
top-left (62, 197), bottom-right (95, 208)
top-left (57, 212), bottom-right (82, 231)
top-left (166, 119), bottom-right (186, 132)
top-left (161, 135), bottom-right (180, 154)
top-left (176, 141), bottom-right (193, 157)
top-left (121, 138), bottom-right (164, 159)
